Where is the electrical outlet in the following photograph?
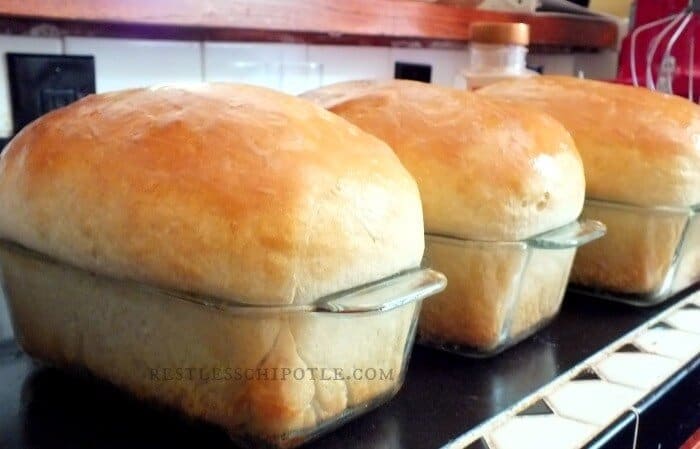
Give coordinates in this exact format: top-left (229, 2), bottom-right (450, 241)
top-left (394, 62), bottom-right (432, 83)
top-left (7, 53), bottom-right (95, 134)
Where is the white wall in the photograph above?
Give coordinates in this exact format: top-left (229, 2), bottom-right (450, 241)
top-left (64, 37), bottom-right (202, 93)
top-left (0, 37), bottom-right (469, 137)
top-left (0, 33), bottom-right (616, 138)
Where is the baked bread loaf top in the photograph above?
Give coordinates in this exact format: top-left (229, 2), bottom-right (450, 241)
top-left (479, 76), bottom-right (700, 207)
top-left (302, 80), bottom-right (585, 241)
top-left (0, 83), bottom-right (424, 305)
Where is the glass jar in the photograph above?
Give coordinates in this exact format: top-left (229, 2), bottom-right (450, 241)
top-left (457, 22), bottom-right (539, 90)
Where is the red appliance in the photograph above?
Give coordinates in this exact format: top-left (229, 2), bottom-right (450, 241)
top-left (617, 0), bottom-right (700, 101)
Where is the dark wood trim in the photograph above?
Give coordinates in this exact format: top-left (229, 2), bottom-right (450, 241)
top-left (0, 0), bottom-right (618, 50)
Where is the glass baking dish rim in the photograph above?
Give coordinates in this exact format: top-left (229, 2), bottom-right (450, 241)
top-left (0, 239), bottom-right (447, 316)
top-left (585, 198), bottom-right (700, 215)
top-left (424, 218), bottom-right (606, 250)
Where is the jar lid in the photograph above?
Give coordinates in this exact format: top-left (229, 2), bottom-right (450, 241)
top-left (470, 22), bottom-right (530, 45)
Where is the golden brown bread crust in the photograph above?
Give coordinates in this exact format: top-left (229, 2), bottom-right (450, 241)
top-left (479, 76), bottom-right (700, 207)
top-left (0, 83), bottom-right (424, 305)
top-left (302, 80), bottom-right (585, 241)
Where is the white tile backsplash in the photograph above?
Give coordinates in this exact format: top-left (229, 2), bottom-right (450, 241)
top-left (527, 53), bottom-right (576, 76)
top-left (308, 45), bottom-right (392, 87)
top-left (64, 37), bottom-right (202, 93)
top-left (529, 50), bottom-right (620, 80)
top-left (205, 42), bottom-right (307, 69)
top-left (0, 35), bottom-right (481, 138)
top-left (0, 35), bottom-right (62, 137)
top-left (280, 62), bottom-right (324, 95)
top-left (203, 42), bottom-right (313, 94)
top-left (575, 50), bottom-right (619, 80)
top-left (390, 47), bottom-right (468, 87)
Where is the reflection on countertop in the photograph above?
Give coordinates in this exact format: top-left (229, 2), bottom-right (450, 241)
top-left (0, 289), bottom-right (13, 342)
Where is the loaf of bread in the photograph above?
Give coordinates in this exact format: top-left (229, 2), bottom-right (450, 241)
top-left (479, 76), bottom-right (700, 295)
top-left (302, 80), bottom-right (585, 241)
top-left (0, 84), bottom-right (423, 305)
top-left (3, 241), bottom-right (418, 446)
top-left (0, 84), bottom-right (426, 444)
top-left (302, 80), bottom-right (586, 351)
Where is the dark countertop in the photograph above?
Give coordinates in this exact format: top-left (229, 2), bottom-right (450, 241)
top-left (0, 287), bottom-right (697, 449)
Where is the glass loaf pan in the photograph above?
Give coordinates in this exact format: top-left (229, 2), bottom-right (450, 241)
top-left (0, 240), bottom-right (446, 449)
top-left (570, 200), bottom-right (700, 306)
top-left (418, 219), bottom-right (606, 357)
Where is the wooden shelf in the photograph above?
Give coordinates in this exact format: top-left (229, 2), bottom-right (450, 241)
top-left (0, 0), bottom-right (618, 49)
